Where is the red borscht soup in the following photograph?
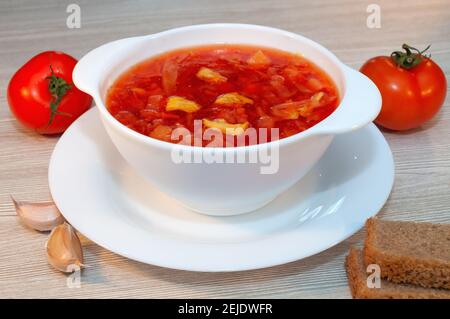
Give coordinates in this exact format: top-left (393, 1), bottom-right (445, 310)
top-left (106, 45), bottom-right (339, 146)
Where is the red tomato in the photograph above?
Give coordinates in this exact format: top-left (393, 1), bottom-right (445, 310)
top-left (360, 44), bottom-right (447, 131)
top-left (7, 51), bottom-right (92, 134)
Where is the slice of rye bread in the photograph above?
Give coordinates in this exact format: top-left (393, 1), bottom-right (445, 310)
top-left (346, 248), bottom-right (450, 299)
top-left (363, 218), bottom-right (450, 289)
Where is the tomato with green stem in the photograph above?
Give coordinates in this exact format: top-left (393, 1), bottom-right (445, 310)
top-left (360, 44), bottom-right (447, 131)
top-left (7, 51), bottom-right (92, 134)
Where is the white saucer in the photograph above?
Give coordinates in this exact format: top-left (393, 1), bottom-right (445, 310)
top-left (49, 107), bottom-right (394, 272)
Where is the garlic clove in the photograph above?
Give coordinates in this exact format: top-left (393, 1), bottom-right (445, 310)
top-left (46, 222), bottom-right (84, 273)
top-left (11, 196), bottom-right (65, 232)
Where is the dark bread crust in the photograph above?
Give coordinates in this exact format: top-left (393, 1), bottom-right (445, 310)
top-left (363, 218), bottom-right (450, 289)
top-left (346, 248), bottom-right (450, 299)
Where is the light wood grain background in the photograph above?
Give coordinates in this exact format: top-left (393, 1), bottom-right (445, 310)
top-left (0, 0), bottom-right (449, 298)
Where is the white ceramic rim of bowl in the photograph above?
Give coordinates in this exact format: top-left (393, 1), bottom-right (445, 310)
top-left (73, 23), bottom-right (381, 153)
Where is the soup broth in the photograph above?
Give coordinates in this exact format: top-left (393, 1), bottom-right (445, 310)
top-left (106, 45), bottom-right (339, 146)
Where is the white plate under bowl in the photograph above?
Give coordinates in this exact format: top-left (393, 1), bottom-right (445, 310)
top-left (49, 107), bottom-right (394, 272)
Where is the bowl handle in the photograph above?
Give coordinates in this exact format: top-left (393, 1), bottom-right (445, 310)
top-left (72, 36), bottom-right (144, 97)
top-left (317, 65), bottom-right (382, 135)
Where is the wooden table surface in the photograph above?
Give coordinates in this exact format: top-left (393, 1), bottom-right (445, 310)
top-left (1, 0), bottom-right (449, 299)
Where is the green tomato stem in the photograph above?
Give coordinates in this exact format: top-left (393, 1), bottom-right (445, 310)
top-left (390, 44), bottom-right (431, 70)
top-left (46, 65), bottom-right (72, 125)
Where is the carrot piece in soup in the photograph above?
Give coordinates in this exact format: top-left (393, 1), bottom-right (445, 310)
top-left (146, 95), bottom-right (164, 110)
top-left (149, 125), bottom-right (173, 142)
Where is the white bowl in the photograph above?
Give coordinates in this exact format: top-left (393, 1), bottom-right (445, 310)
top-left (73, 23), bottom-right (381, 216)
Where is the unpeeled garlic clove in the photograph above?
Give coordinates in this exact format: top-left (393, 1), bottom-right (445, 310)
top-left (11, 196), bottom-right (65, 231)
top-left (46, 222), bottom-right (84, 273)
